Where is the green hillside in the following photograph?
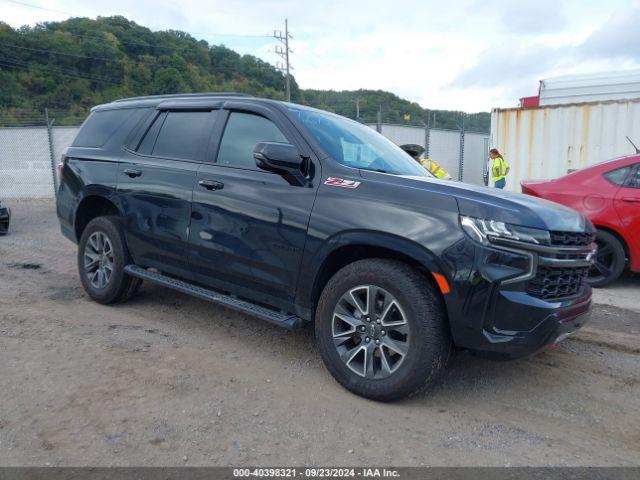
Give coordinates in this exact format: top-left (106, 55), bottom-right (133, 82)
top-left (0, 16), bottom-right (489, 131)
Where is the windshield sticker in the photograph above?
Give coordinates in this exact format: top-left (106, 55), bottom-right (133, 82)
top-left (324, 177), bottom-right (361, 189)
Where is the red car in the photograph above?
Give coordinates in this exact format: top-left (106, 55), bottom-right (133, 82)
top-left (522, 155), bottom-right (640, 286)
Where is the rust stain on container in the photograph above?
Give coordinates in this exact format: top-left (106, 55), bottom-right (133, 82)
top-left (491, 99), bottom-right (640, 191)
top-left (580, 104), bottom-right (591, 167)
top-left (513, 109), bottom-right (522, 181)
top-left (527, 109), bottom-right (535, 180)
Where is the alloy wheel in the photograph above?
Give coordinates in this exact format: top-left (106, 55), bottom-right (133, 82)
top-left (84, 231), bottom-right (114, 289)
top-left (589, 238), bottom-right (614, 283)
top-left (331, 285), bottom-right (409, 379)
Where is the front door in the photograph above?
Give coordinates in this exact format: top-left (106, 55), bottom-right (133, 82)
top-left (189, 106), bottom-right (319, 310)
top-left (118, 109), bottom-right (217, 279)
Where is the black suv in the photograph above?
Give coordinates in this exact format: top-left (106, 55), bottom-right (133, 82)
top-left (57, 93), bottom-right (596, 401)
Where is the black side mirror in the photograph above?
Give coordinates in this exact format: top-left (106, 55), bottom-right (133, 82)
top-left (253, 142), bottom-right (308, 185)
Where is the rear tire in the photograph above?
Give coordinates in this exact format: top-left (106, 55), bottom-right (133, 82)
top-left (78, 216), bottom-right (141, 304)
top-left (315, 259), bottom-right (451, 402)
top-left (588, 230), bottom-right (625, 287)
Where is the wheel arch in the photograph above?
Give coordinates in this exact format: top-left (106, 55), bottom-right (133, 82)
top-left (74, 191), bottom-right (123, 241)
top-left (592, 223), bottom-right (630, 260)
top-left (303, 231), bottom-right (449, 322)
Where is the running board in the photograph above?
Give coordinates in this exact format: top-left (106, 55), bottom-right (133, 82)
top-left (124, 265), bottom-right (304, 330)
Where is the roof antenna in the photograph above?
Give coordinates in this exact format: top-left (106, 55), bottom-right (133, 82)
top-left (626, 136), bottom-right (640, 154)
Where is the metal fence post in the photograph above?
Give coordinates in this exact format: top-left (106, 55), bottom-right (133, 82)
top-left (457, 113), bottom-right (465, 182)
top-left (45, 108), bottom-right (57, 198)
top-left (423, 118), bottom-right (430, 159)
top-left (483, 136), bottom-right (490, 186)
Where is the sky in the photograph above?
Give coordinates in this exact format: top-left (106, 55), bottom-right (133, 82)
top-left (2, 0), bottom-right (639, 112)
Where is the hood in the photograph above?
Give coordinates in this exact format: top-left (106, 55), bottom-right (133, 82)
top-left (360, 171), bottom-right (592, 232)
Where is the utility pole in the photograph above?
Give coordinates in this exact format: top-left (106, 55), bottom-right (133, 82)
top-left (274, 19), bottom-right (293, 102)
top-left (356, 98), bottom-right (360, 119)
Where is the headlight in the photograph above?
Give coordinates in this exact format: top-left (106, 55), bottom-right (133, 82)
top-left (460, 216), bottom-right (550, 246)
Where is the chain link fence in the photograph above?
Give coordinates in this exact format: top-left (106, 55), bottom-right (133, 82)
top-left (0, 113), bottom-right (490, 199)
top-left (0, 110), bottom-right (84, 199)
top-left (0, 124), bottom-right (78, 198)
top-left (368, 123), bottom-right (490, 185)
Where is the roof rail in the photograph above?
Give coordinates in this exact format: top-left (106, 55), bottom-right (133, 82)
top-left (112, 92), bottom-right (254, 103)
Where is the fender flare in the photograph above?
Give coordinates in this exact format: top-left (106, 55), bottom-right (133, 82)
top-left (299, 229), bottom-right (448, 315)
top-left (72, 185), bottom-right (124, 240)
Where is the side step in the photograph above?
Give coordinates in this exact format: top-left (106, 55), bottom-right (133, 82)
top-left (124, 265), bottom-right (304, 330)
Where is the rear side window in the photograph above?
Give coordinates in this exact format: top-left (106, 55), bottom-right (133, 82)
top-left (137, 112), bottom-right (166, 155)
top-left (216, 112), bottom-right (288, 169)
top-left (603, 166), bottom-right (632, 186)
top-left (627, 164), bottom-right (640, 188)
top-left (73, 109), bottom-right (139, 147)
top-left (150, 111), bottom-right (215, 161)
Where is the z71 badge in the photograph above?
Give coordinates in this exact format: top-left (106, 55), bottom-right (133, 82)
top-left (324, 177), bottom-right (361, 189)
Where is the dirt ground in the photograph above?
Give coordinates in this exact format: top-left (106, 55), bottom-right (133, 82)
top-left (0, 199), bottom-right (639, 467)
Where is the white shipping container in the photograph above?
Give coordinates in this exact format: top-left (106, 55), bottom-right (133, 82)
top-left (490, 99), bottom-right (640, 192)
top-left (539, 70), bottom-right (640, 106)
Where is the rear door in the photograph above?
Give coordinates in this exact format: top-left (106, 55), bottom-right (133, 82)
top-left (118, 109), bottom-right (218, 280)
top-left (189, 103), bottom-right (319, 310)
top-left (613, 162), bottom-right (640, 249)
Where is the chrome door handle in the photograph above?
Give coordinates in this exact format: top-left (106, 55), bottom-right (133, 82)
top-left (198, 179), bottom-right (224, 191)
top-left (123, 168), bottom-right (142, 178)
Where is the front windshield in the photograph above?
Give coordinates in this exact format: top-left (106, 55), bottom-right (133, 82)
top-left (288, 107), bottom-right (431, 177)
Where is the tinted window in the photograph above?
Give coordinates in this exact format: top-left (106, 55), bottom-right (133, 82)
top-left (603, 166), bottom-right (631, 186)
top-left (137, 112), bottom-right (166, 155)
top-left (627, 164), bottom-right (640, 188)
top-left (216, 112), bottom-right (288, 169)
top-left (151, 111), bottom-right (215, 161)
top-left (73, 109), bottom-right (138, 147)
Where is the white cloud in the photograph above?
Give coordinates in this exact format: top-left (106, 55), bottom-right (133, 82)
top-left (2, 0), bottom-right (637, 111)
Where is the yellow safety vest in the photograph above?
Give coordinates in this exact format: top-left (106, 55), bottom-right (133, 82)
top-left (492, 157), bottom-right (509, 183)
top-left (420, 159), bottom-right (448, 179)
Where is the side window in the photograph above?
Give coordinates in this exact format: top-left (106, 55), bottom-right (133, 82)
top-left (627, 164), bottom-right (640, 188)
top-left (137, 112), bottom-right (166, 155)
top-left (216, 112), bottom-right (288, 169)
top-left (73, 108), bottom-right (139, 147)
top-left (146, 111), bottom-right (215, 161)
top-left (603, 166), bottom-right (632, 186)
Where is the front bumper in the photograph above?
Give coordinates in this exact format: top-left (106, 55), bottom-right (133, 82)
top-left (444, 236), bottom-right (594, 359)
top-left (474, 285), bottom-right (591, 359)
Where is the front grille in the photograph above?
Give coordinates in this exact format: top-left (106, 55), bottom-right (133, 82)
top-left (550, 231), bottom-right (595, 247)
top-left (527, 266), bottom-right (589, 300)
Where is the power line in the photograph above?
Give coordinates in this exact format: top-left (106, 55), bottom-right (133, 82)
top-left (0, 41), bottom-right (285, 76)
top-left (32, 29), bottom-right (265, 54)
top-left (273, 19), bottom-right (292, 102)
top-left (3, 0), bottom-right (272, 38)
top-left (0, 57), bottom-right (123, 84)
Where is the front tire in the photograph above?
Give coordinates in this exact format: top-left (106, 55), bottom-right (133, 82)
top-left (316, 259), bottom-right (451, 402)
top-left (588, 230), bottom-right (625, 287)
top-left (78, 216), bottom-right (141, 304)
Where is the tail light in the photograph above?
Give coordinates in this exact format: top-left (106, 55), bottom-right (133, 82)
top-left (57, 154), bottom-right (67, 183)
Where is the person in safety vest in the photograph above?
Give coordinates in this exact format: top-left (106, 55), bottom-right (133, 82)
top-left (489, 148), bottom-right (510, 189)
top-left (399, 144), bottom-right (451, 180)
top-left (419, 158), bottom-right (451, 180)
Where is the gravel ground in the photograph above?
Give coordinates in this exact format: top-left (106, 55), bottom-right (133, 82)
top-left (0, 199), bottom-right (639, 466)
